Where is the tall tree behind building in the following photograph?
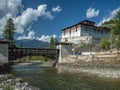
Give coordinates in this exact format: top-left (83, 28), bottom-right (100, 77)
top-left (110, 11), bottom-right (120, 49)
top-left (110, 11), bottom-right (120, 35)
top-left (100, 11), bottom-right (120, 50)
top-left (50, 37), bottom-right (57, 48)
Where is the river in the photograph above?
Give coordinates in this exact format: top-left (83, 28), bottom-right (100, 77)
top-left (11, 62), bottom-right (120, 90)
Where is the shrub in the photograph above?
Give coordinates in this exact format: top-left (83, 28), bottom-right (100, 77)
top-left (100, 38), bottom-right (110, 50)
top-left (115, 40), bottom-right (120, 50)
top-left (39, 56), bottom-right (47, 61)
top-left (28, 56), bottom-right (32, 60)
top-left (31, 56), bottom-right (37, 60)
top-left (21, 56), bottom-right (47, 61)
top-left (26, 56), bottom-right (31, 60)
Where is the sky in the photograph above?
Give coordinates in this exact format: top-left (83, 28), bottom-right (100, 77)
top-left (0, 0), bottom-right (120, 42)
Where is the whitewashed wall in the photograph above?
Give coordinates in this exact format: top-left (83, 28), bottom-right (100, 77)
top-left (61, 26), bottom-right (81, 42)
top-left (61, 25), bottom-right (109, 44)
top-left (0, 43), bottom-right (8, 63)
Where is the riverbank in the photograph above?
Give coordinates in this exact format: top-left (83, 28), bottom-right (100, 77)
top-left (0, 74), bottom-right (40, 90)
top-left (57, 50), bottom-right (120, 78)
top-left (57, 62), bottom-right (120, 78)
top-left (0, 62), bottom-right (42, 90)
top-left (0, 61), bottom-right (55, 90)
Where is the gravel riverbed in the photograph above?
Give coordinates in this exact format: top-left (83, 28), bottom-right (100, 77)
top-left (57, 62), bottom-right (120, 78)
top-left (0, 74), bottom-right (40, 90)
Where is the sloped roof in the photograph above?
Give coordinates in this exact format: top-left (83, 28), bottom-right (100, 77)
top-left (62, 20), bottom-right (95, 31)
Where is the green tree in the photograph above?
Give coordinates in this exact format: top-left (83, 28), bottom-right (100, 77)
top-left (100, 38), bottom-right (110, 50)
top-left (115, 39), bottom-right (120, 50)
top-left (50, 37), bottom-right (57, 48)
top-left (4, 18), bottom-right (15, 41)
top-left (3, 18), bottom-right (16, 47)
top-left (109, 11), bottom-right (120, 50)
top-left (110, 11), bottom-right (120, 35)
top-left (102, 19), bottom-right (115, 26)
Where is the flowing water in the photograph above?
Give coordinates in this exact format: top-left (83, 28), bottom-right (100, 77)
top-left (11, 63), bottom-right (120, 90)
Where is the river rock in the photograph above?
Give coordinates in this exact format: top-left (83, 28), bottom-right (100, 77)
top-left (0, 74), bottom-right (40, 90)
top-left (15, 78), bottom-right (23, 83)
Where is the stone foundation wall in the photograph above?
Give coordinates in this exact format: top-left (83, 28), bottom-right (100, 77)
top-left (59, 50), bottom-right (120, 67)
top-left (60, 55), bottom-right (92, 63)
top-left (92, 51), bottom-right (120, 66)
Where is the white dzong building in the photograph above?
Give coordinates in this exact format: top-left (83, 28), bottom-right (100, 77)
top-left (61, 20), bottom-right (110, 44)
top-left (57, 20), bottom-right (110, 63)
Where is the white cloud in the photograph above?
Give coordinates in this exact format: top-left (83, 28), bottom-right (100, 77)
top-left (97, 18), bottom-right (111, 26)
top-left (37, 34), bottom-right (57, 42)
top-left (0, 0), bottom-right (23, 35)
top-left (98, 7), bottom-right (120, 26)
top-left (0, 0), bottom-right (23, 18)
top-left (37, 35), bottom-right (51, 42)
top-left (28, 30), bottom-right (36, 39)
top-left (52, 6), bottom-right (62, 13)
top-left (14, 4), bottom-right (54, 34)
top-left (27, 25), bottom-right (32, 31)
top-left (0, 17), bottom-right (7, 35)
top-left (86, 7), bottom-right (99, 18)
top-left (17, 30), bottom-right (35, 40)
top-left (17, 33), bottom-right (57, 43)
top-left (110, 7), bottom-right (120, 17)
top-left (0, 0), bottom-right (54, 36)
top-left (52, 34), bottom-right (57, 38)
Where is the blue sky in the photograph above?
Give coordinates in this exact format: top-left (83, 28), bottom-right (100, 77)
top-left (0, 0), bottom-right (120, 42)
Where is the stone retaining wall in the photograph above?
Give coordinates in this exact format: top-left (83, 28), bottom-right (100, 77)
top-left (59, 50), bottom-right (120, 67)
top-left (60, 55), bottom-right (92, 63)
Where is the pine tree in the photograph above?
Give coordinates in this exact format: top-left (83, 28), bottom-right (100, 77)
top-left (50, 37), bottom-right (57, 48)
top-left (4, 18), bottom-right (15, 41)
top-left (3, 18), bottom-right (16, 47)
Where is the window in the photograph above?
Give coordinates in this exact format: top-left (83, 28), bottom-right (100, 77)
top-left (76, 28), bottom-right (77, 32)
top-left (65, 38), bottom-right (68, 42)
top-left (63, 31), bottom-right (66, 35)
top-left (69, 31), bottom-right (71, 35)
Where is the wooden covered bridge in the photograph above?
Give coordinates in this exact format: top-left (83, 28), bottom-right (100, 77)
top-left (9, 47), bottom-right (59, 61)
